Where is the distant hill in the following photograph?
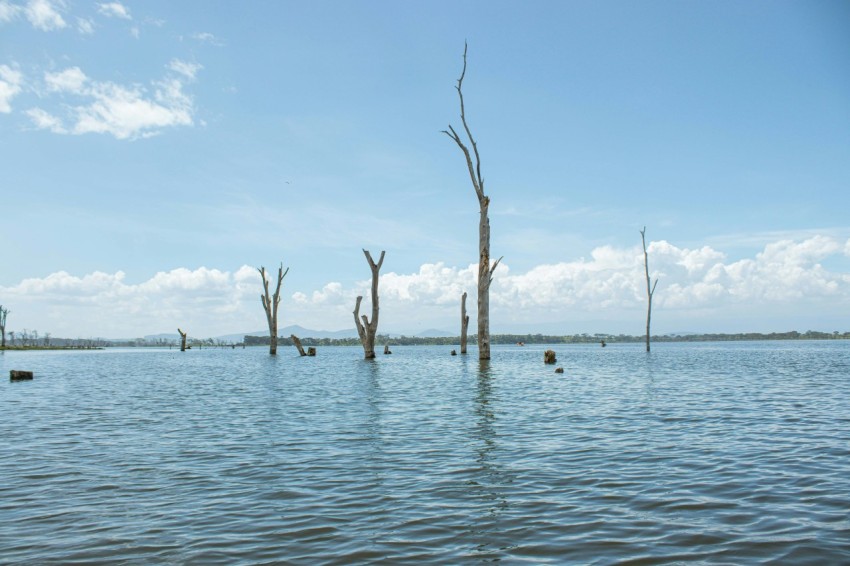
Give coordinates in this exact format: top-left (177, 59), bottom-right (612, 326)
top-left (415, 328), bottom-right (454, 338)
top-left (228, 325), bottom-right (360, 341)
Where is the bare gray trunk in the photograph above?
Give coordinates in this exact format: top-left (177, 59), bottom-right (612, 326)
top-left (353, 249), bottom-right (385, 359)
top-left (259, 263), bottom-right (289, 356)
top-left (0, 305), bottom-right (7, 348)
top-left (291, 334), bottom-right (307, 356)
top-left (443, 43), bottom-right (501, 360)
top-left (640, 227), bottom-right (659, 353)
top-left (177, 328), bottom-right (187, 352)
top-left (460, 292), bottom-right (469, 354)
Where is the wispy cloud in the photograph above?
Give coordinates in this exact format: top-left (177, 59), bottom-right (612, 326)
top-left (0, 64), bottom-right (23, 113)
top-left (97, 1), bottom-right (130, 20)
top-left (0, 0), bottom-right (22, 23)
top-left (76, 16), bottom-right (94, 34)
top-left (25, 0), bottom-right (66, 31)
top-left (27, 61), bottom-right (200, 139)
top-left (167, 59), bottom-right (202, 81)
top-left (190, 31), bottom-right (224, 46)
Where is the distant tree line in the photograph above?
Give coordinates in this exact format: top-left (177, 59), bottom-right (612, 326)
top-left (243, 330), bottom-right (849, 347)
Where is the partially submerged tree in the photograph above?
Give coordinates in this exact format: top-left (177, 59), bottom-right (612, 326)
top-left (259, 263), bottom-right (289, 356)
top-left (460, 292), bottom-right (469, 354)
top-left (353, 249), bottom-right (385, 359)
top-left (0, 305), bottom-right (8, 348)
top-left (444, 42), bottom-right (501, 360)
top-left (177, 328), bottom-right (187, 352)
top-left (640, 227), bottom-right (659, 352)
top-left (291, 334), bottom-right (307, 356)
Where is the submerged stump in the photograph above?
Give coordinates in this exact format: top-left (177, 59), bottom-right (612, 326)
top-left (544, 350), bottom-right (557, 364)
top-left (555, 367), bottom-right (564, 374)
top-left (307, 347), bottom-right (316, 356)
top-left (10, 370), bottom-right (33, 381)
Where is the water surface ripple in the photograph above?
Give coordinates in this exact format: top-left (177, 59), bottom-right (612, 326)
top-left (2, 341), bottom-right (849, 563)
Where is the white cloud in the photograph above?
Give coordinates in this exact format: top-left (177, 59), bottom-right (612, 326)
top-left (130, 25), bottom-right (138, 38)
top-left (0, 0), bottom-right (22, 23)
top-left (29, 63), bottom-right (198, 139)
top-left (97, 1), bottom-right (130, 19)
top-left (190, 31), bottom-right (224, 46)
top-left (76, 16), bottom-right (94, 34)
top-left (25, 0), bottom-right (66, 30)
top-left (167, 59), bottom-right (202, 81)
top-left (25, 107), bottom-right (66, 132)
top-left (45, 66), bottom-right (87, 92)
top-left (0, 64), bottom-right (23, 113)
top-left (3, 236), bottom-right (849, 338)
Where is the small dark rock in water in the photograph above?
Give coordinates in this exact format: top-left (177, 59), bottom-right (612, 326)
top-left (10, 370), bottom-right (34, 381)
top-left (555, 367), bottom-right (564, 374)
top-left (307, 347), bottom-right (316, 356)
top-left (451, 350), bottom-right (457, 356)
top-left (544, 350), bottom-right (557, 364)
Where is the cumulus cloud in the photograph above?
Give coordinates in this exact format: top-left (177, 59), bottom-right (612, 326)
top-left (25, 0), bottom-right (66, 30)
top-left (0, 64), bottom-right (23, 113)
top-left (97, 1), bottom-right (130, 19)
top-left (3, 236), bottom-right (849, 338)
top-left (45, 66), bottom-right (87, 92)
top-left (28, 62), bottom-right (199, 139)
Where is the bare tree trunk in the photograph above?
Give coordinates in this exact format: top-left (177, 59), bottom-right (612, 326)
top-left (259, 263), bottom-right (289, 356)
top-left (353, 249), bottom-right (385, 359)
top-left (460, 292), bottom-right (469, 354)
top-left (444, 42), bottom-right (502, 360)
top-left (640, 227), bottom-right (659, 352)
top-left (177, 328), bottom-right (187, 352)
top-left (0, 306), bottom-right (8, 348)
top-left (291, 334), bottom-right (307, 356)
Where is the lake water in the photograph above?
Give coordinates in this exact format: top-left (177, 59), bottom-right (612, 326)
top-left (2, 341), bottom-right (849, 564)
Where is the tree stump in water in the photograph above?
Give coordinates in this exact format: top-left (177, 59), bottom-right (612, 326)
top-left (384, 344), bottom-right (392, 355)
top-left (291, 334), bottom-right (307, 356)
top-left (10, 370), bottom-right (33, 381)
top-left (544, 350), bottom-right (557, 364)
top-left (451, 349), bottom-right (457, 356)
top-left (307, 347), bottom-right (316, 356)
top-left (555, 367), bottom-right (564, 374)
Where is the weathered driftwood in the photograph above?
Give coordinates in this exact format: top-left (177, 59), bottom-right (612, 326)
top-left (10, 370), bottom-right (33, 381)
top-left (544, 350), bottom-right (557, 364)
top-left (640, 227), bottom-right (659, 353)
top-left (460, 291), bottom-right (469, 354)
top-left (354, 249), bottom-right (385, 359)
top-left (291, 334), bottom-right (307, 356)
top-left (177, 328), bottom-right (187, 352)
top-left (307, 347), bottom-right (316, 356)
top-left (384, 344), bottom-right (392, 355)
top-left (444, 43), bottom-right (501, 360)
top-left (555, 367), bottom-right (564, 374)
top-left (259, 263), bottom-right (289, 356)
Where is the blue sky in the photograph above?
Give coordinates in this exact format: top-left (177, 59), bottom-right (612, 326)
top-left (2, 0), bottom-right (849, 339)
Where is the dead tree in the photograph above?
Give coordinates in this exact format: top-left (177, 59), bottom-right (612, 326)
top-left (177, 328), bottom-right (187, 352)
top-left (353, 249), bottom-right (385, 359)
top-left (259, 263), bottom-right (289, 356)
top-left (444, 42), bottom-right (501, 360)
top-left (291, 334), bottom-right (307, 356)
top-left (0, 305), bottom-right (8, 348)
top-left (640, 227), bottom-right (659, 352)
top-left (460, 292), bottom-right (469, 354)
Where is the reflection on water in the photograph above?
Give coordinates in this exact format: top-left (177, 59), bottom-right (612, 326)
top-left (1, 342), bottom-right (850, 563)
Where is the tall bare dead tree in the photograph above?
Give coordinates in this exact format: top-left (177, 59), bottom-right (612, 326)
top-left (460, 292), bottom-right (469, 354)
top-left (354, 249), bottom-right (385, 359)
top-left (640, 227), bottom-right (659, 352)
top-left (177, 328), bottom-right (187, 352)
top-left (444, 42), bottom-right (501, 360)
top-left (0, 305), bottom-right (8, 348)
top-left (259, 263), bottom-right (289, 356)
